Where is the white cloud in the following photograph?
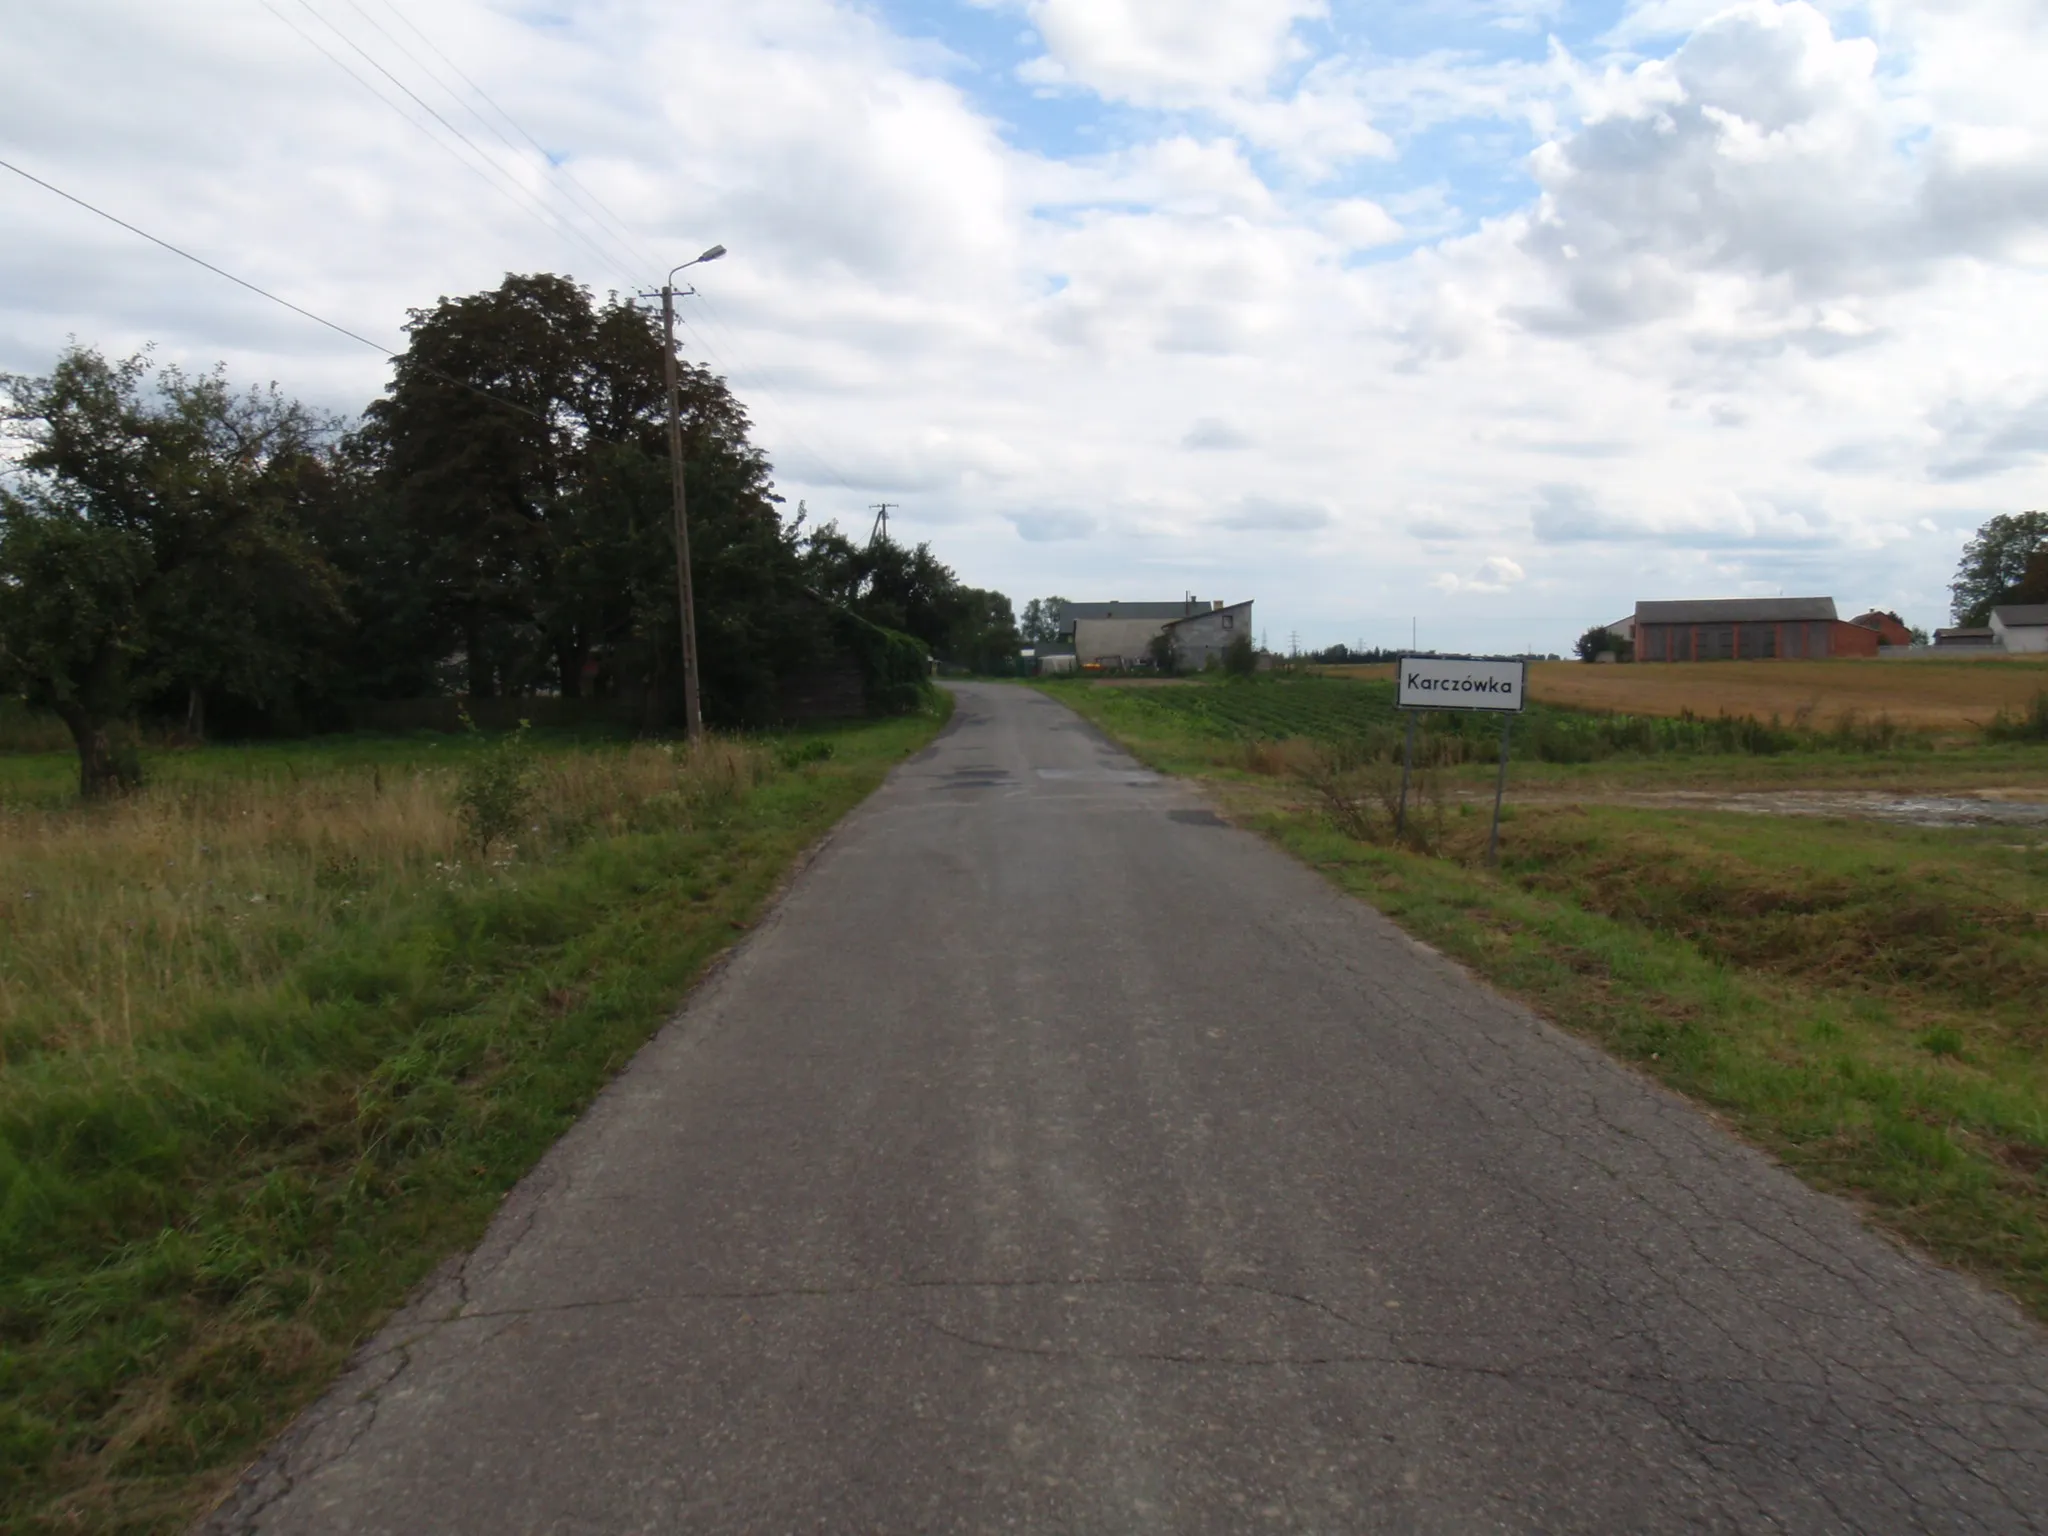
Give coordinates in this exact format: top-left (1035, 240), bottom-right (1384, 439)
top-left (1433, 555), bottom-right (1526, 593)
top-left (1325, 198), bottom-right (1404, 250)
top-left (1019, 0), bottom-right (1326, 105)
top-left (6, 0), bottom-right (2048, 653)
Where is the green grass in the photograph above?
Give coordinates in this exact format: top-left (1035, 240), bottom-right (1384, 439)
top-left (1046, 678), bottom-right (2048, 1324)
top-left (1042, 673), bottom-right (2048, 791)
top-left (0, 706), bottom-right (946, 1534)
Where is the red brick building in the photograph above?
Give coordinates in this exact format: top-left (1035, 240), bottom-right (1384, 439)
top-left (1850, 610), bottom-right (1914, 647)
top-left (1633, 597), bottom-right (1879, 661)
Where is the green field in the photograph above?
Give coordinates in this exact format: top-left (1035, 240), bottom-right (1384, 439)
top-left (1044, 676), bottom-right (2048, 1325)
top-left (1046, 673), bottom-right (2048, 788)
top-left (0, 707), bottom-right (946, 1533)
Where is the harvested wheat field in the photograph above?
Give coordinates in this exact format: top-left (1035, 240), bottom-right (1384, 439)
top-left (1525, 656), bottom-right (2048, 730)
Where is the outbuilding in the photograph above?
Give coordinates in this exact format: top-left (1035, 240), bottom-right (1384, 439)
top-left (1990, 604), bottom-right (2048, 654)
top-left (1632, 597), bottom-right (1878, 661)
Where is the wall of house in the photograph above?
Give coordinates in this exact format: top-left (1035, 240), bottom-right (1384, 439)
top-left (1168, 604), bottom-right (1252, 670)
top-left (1073, 616), bottom-right (1174, 667)
top-left (1992, 618), bottom-right (2048, 653)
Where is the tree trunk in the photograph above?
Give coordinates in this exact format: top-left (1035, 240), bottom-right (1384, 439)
top-left (557, 642), bottom-right (586, 700)
top-left (56, 704), bottom-right (138, 800)
top-left (185, 684), bottom-right (206, 743)
top-left (465, 615), bottom-right (495, 699)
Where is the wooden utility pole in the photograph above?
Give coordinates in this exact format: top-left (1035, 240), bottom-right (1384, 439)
top-left (661, 282), bottom-right (704, 743)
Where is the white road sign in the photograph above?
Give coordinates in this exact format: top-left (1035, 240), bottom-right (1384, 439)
top-left (1397, 656), bottom-right (1528, 713)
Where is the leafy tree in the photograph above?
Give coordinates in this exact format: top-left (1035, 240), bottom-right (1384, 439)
top-left (800, 523), bottom-right (1016, 672)
top-left (1575, 625), bottom-right (1622, 662)
top-left (1223, 632), bottom-right (1258, 678)
top-left (2011, 547), bottom-right (2048, 606)
top-left (1019, 596), bottom-right (1069, 646)
top-left (363, 273), bottom-right (823, 723)
top-left (1145, 627), bottom-right (1180, 674)
top-left (0, 348), bottom-right (343, 794)
top-left (1951, 511), bottom-right (2048, 625)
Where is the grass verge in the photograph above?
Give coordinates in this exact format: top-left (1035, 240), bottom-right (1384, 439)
top-left (1, 704), bottom-right (946, 1534)
top-left (1044, 678), bottom-right (2048, 1326)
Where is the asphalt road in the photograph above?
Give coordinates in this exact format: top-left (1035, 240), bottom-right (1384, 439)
top-left (209, 683), bottom-right (2048, 1534)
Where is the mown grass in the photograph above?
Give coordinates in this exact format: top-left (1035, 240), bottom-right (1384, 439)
top-left (0, 705), bottom-right (946, 1534)
top-left (1045, 677), bottom-right (2048, 1323)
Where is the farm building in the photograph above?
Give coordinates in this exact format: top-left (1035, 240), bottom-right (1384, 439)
top-left (1160, 600), bottom-right (1252, 670)
top-left (1632, 597), bottom-right (1879, 662)
top-left (1060, 598), bottom-right (1254, 670)
top-left (1850, 610), bottom-right (1914, 647)
top-left (1990, 604), bottom-right (2048, 653)
top-left (1935, 627), bottom-right (1998, 649)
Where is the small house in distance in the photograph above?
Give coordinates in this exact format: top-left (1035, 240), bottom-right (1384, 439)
top-left (1633, 597), bottom-right (1879, 661)
top-left (1991, 604), bottom-right (2048, 653)
top-left (1850, 610), bottom-right (1914, 647)
top-left (1060, 598), bottom-right (1254, 670)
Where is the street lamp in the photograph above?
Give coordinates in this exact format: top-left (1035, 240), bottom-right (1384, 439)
top-left (660, 244), bottom-right (725, 742)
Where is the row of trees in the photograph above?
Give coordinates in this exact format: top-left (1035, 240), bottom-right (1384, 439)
top-left (0, 274), bottom-right (1019, 794)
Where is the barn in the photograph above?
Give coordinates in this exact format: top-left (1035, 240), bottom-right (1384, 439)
top-left (1633, 597), bottom-right (1879, 662)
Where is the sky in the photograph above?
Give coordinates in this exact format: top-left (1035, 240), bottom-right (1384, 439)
top-left (6, 0), bottom-right (2048, 653)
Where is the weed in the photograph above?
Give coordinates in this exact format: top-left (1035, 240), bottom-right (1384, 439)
top-left (1918, 1025), bottom-right (1966, 1058)
top-left (1985, 690), bottom-right (2048, 744)
top-left (453, 715), bottom-right (536, 857)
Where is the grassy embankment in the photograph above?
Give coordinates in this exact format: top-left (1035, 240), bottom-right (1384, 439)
top-left (1041, 672), bottom-right (2048, 1322)
top-left (1, 705), bottom-right (945, 1534)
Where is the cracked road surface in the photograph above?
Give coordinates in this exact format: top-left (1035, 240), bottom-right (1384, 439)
top-left (207, 684), bottom-right (2048, 1533)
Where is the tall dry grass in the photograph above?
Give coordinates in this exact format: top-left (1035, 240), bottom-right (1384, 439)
top-left (0, 739), bottom-right (769, 1061)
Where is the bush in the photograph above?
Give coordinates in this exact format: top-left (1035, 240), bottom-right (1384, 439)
top-left (1223, 633), bottom-right (1257, 678)
top-left (1984, 691), bottom-right (2048, 744)
top-left (830, 608), bottom-right (933, 715)
top-left (453, 717), bottom-right (536, 857)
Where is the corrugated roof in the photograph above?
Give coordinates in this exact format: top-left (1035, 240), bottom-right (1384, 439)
top-left (1059, 601), bottom-right (1203, 622)
top-left (1993, 603), bottom-right (2048, 627)
top-left (1635, 597), bottom-right (1838, 625)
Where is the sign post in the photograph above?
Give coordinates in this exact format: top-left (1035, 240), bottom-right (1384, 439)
top-left (1395, 656), bottom-right (1528, 866)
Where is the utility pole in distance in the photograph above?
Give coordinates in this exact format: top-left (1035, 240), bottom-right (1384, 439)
top-left (651, 243), bottom-right (725, 742)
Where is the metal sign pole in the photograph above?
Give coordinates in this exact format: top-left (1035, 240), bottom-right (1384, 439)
top-left (1486, 712), bottom-right (1512, 867)
top-left (1396, 709), bottom-right (1416, 840)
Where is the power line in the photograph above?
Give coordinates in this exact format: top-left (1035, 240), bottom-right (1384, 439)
top-left (374, 0), bottom-right (665, 278)
top-left (0, 155), bottom-right (610, 441)
top-left (339, 0), bottom-right (659, 287)
top-left (1, 155), bottom-right (389, 354)
top-left (302, 0), bottom-right (874, 511)
top-left (260, 0), bottom-right (643, 291)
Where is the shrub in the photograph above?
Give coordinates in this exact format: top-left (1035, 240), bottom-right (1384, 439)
top-left (453, 717), bottom-right (536, 858)
top-left (1984, 691), bottom-right (2048, 744)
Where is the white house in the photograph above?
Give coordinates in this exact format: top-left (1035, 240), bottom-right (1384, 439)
top-left (1060, 598), bottom-right (1253, 669)
top-left (1990, 604), bottom-right (2048, 653)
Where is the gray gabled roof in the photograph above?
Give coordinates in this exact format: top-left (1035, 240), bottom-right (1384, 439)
top-left (1635, 597), bottom-right (1838, 625)
top-left (1059, 601), bottom-right (1203, 622)
top-left (1992, 603), bottom-right (2048, 628)
top-left (1162, 600), bottom-right (1253, 629)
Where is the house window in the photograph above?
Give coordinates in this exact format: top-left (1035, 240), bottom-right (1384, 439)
top-left (1222, 614), bottom-right (1234, 629)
